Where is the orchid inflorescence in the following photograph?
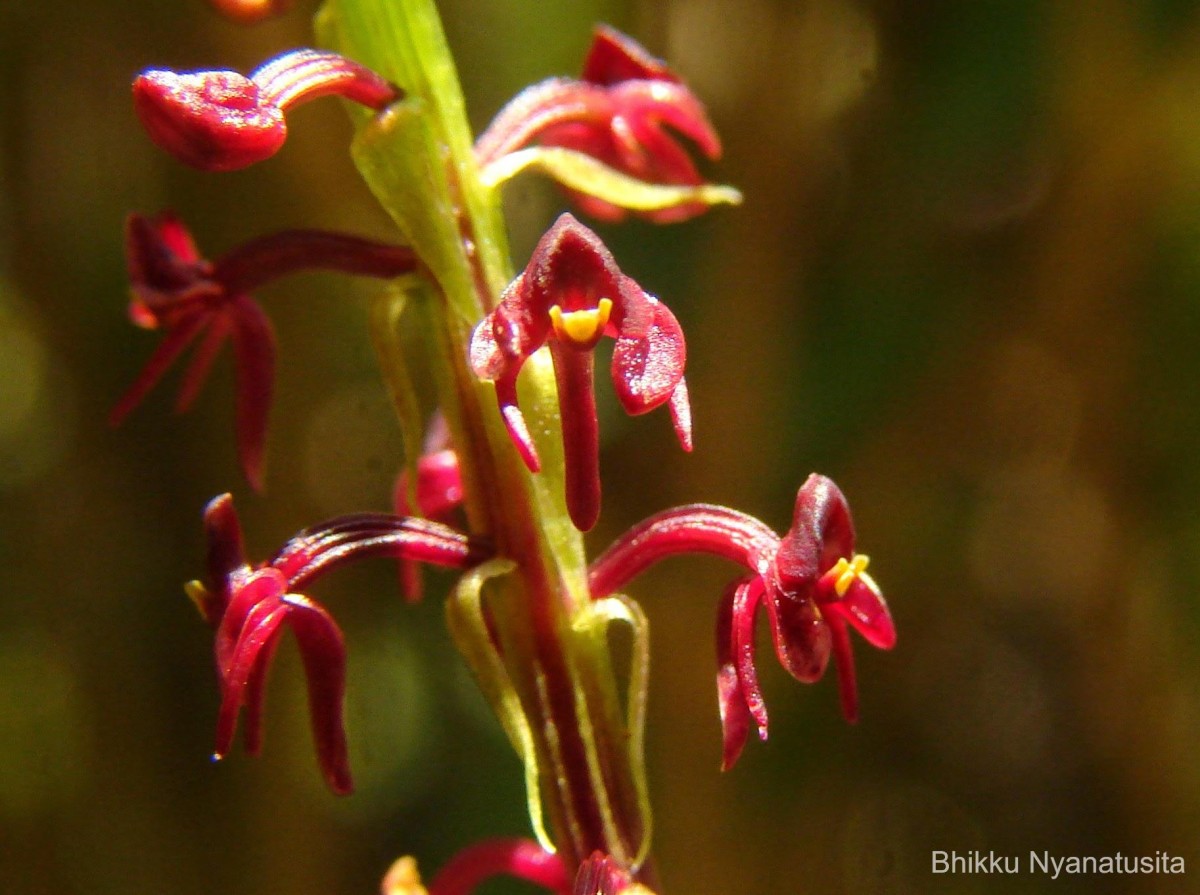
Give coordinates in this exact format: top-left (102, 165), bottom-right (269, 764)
top-left (121, 4), bottom-right (894, 892)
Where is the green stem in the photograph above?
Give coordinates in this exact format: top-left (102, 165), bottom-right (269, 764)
top-left (316, 0), bottom-right (653, 875)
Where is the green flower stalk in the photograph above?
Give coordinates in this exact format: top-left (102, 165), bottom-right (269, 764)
top-left (120, 0), bottom-right (895, 890)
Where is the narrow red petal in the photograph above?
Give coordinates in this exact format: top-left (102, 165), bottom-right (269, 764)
top-left (733, 576), bottom-right (769, 741)
top-left (826, 615), bottom-right (859, 723)
top-left (214, 598), bottom-right (288, 760)
top-left (716, 580), bottom-right (753, 771)
top-left (283, 594), bottom-right (352, 794)
top-left (174, 312), bottom-right (232, 413)
top-left (228, 295), bottom-right (276, 491)
top-left (109, 311), bottom-right (208, 427)
top-left (551, 344), bottom-right (601, 531)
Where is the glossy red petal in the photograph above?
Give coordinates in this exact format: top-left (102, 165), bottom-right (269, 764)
top-left (214, 597), bottom-right (288, 760)
top-left (282, 593), bottom-right (351, 794)
top-left (611, 296), bottom-right (686, 415)
top-left (551, 343), bottom-right (601, 531)
top-left (716, 580), bottom-right (753, 771)
top-left (214, 569), bottom-right (288, 676)
top-left (133, 69), bottom-right (287, 172)
top-left (764, 594), bottom-right (832, 684)
top-left (831, 575), bottom-right (897, 650)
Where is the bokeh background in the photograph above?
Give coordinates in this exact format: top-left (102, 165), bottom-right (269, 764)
top-left (3, 0), bottom-right (1200, 893)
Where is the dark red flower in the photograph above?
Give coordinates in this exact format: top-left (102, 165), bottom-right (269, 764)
top-left (393, 413), bottom-right (465, 601)
top-left (587, 474), bottom-right (896, 770)
top-left (475, 27), bottom-right (722, 223)
top-left (470, 214), bottom-right (691, 531)
top-left (192, 493), bottom-right (490, 793)
top-left (112, 212), bottom-right (416, 489)
top-left (134, 48), bottom-right (399, 171)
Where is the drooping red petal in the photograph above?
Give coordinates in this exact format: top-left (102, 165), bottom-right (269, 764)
top-left (214, 569), bottom-right (288, 679)
top-left (825, 614), bottom-right (859, 723)
top-left (282, 593), bottom-right (351, 794)
top-left (716, 579), bottom-right (754, 771)
top-left (428, 838), bottom-right (569, 895)
top-left (764, 594), bottom-right (832, 684)
top-left (551, 343), bottom-right (601, 531)
top-left (214, 597), bottom-right (288, 760)
top-left (496, 369), bottom-right (541, 472)
top-left (109, 310), bottom-right (208, 427)
top-left (830, 575), bottom-right (897, 650)
top-left (133, 69), bottom-right (287, 172)
top-left (239, 631), bottom-right (283, 755)
top-left (611, 295), bottom-right (686, 415)
top-left (228, 294), bottom-right (276, 491)
top-left (733, 575), bottom-right (769, 741)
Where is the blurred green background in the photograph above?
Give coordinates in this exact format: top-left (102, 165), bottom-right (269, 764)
top-left (3, 0), bottom-right (1200, 893)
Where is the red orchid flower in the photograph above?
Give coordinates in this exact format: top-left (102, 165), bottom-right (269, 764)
top-left (393, 413), bottom-right (465, 601)
top-left (134, 48), bottom-right (399, 171)
top-left (470, 213), bottom-right (691, 531)
top-left (587, 473), bottom-right (896, 770)
top-left (112, 212), bottom-right (416, 489)
top-left (192, 493), bottom-right (489, 793)
top-left (475, 26), bottom-right (722, 223)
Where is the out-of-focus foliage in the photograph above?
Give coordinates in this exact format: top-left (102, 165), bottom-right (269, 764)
top-left (2, 1), bottom-right (1199, 893)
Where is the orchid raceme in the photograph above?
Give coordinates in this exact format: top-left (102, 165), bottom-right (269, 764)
top-left (191, 493), bottom-right (489, 793)
top-left (123, 1), bottom-right (894, 889)
top-left (476, 26), bottom-right (731, 223)
top-left (134, 48), bottom-right (399, 170)
top-left (588, 473), bottom-right (897, 770)
top-left (111, 212), bottom-right (417, 489)
top-left (470, 213), bottom-right (691, 531)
